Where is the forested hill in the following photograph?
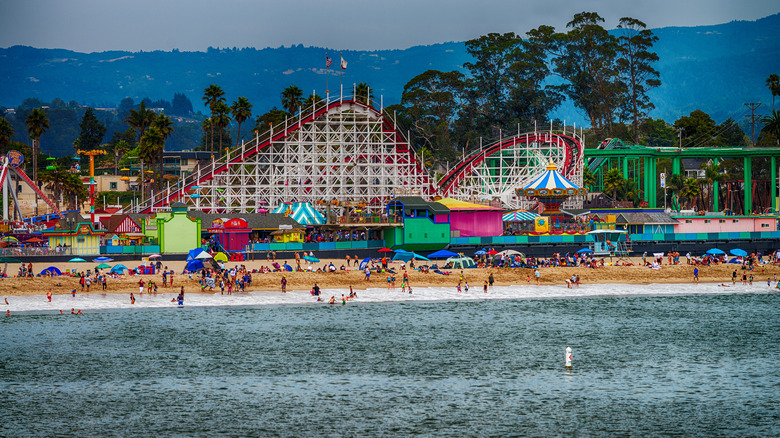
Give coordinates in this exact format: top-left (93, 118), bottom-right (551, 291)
top-left (1, 12), bottom-right (779, 125)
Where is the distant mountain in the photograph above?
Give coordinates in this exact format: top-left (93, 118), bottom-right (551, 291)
top-left (1, 13), bottom-right (779, 128)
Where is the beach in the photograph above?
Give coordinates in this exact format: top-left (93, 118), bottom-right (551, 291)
top-left (2, 256), bottom-right (777, 297)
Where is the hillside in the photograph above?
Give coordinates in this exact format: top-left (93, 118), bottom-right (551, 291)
top-left (1, 13), bottom-right (779, 131)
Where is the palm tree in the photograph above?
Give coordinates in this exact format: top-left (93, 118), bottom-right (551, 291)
top-left (25, 108), bottom-right (49, 183)
top-left (602, 168), bottom-right (625, 202)
top-left (124, 101), bottom-right (155, 144)
top-left (139, 126), bottom-right (165, 202)
top-left (701, 162), bottom-right (727, 211)
top-left (203, 84), bottom-right (225, 154)
top-left (151, 114), bottom-right (174, 192)
top-left (212, 101), bottom-right (231, 156)
top-left (680, 177), bottom-right (702, 210)
top-left (760, 110), bottom-right (780, 143)
top-left (582, 167), bottom-right (597, 190)
top-left (355, 82), bottom-right (372, 105)
top-left (40, 168), bottom-right (87, 211)
top-left (767, 73), bottom-right (780, 111)
top-left (666, 173), bottom-right (685, 211)
top-left (230, 96), bottom-right (252, 147)
top-left (0, 118), bottom-right (14, 154)
top-left (280, 85), bottom-right (303, 116)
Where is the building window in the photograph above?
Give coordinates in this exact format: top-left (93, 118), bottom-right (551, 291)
top-left (732, 219), bottom-right (739, 223)
top-left (719, 219), bottom-right (725, 223)
top-left (704, 220), bottom-right (711, 223)
top-left (685, 220), bottom-right (692, 224)
top-left (762, 223), bottom-right (770, 228)
top-left (110, 182), bottom-right (118, 190)
top-left (77, 237), bottom-right (85, 243)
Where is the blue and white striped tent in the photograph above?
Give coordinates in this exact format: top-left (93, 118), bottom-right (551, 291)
top-left (502, 210), bottom-right (539, 222)
top-left (272, 202), bottom-right (326, 225)
top-left (516, 162), bottom-right (586, 197)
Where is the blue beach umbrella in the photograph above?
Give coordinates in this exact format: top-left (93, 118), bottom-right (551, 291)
top-left (68, 257), bottom-right (86, 262)
top-left (303, 255), bottom-right (319, 263)
top-left (576, 248), bottom-right (593, 254)
top-left (706, 248), bottom-right (725, 255)
top-left (475, 250), bottom-right (487, 256)
top-left (729, 248), bottom-right (747, 257)
top-left (94, 257), bottom-right (113, 262)
top-left (359, 257), bottom-right (372, 270)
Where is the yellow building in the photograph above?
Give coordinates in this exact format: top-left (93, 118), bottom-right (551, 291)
top-left (270, 228), bottom-right (305, 243)
top-left (43, 222), bottom-right (106, 255)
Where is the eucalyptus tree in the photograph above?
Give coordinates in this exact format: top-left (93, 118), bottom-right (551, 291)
top-left (230, 96), bottom-right (252, 147)
top-left (202, 84), bottom-right (225, 154)
top-left (616, 17), bottom-right (661, 143)
top-left (25, 108), bottom-right (49, 182)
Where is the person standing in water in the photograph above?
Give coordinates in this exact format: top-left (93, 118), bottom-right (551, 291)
top-left (130, 293), bottom-right (135, 305)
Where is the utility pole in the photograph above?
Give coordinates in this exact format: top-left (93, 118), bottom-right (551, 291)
top-left (676, 127), bottom-right (683, 149)
top-left (744, 102), bottom-right (762, 145)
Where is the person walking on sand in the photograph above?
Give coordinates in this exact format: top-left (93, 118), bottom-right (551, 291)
top-left (693, 267), bottom-right (699, 283)
top-left (47, 290), bottom-right (52, 302)
top-left (534, 268), bottom-right (541, 285)
top-left (138, 279), bottom-right (145, 295)
top-left (281, 275), bottom-right (287, 293)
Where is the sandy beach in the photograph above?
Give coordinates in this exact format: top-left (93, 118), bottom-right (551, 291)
top-left (2, 256), bottom-right (777, 297)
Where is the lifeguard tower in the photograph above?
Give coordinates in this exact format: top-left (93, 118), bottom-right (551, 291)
top-left (586, 229), bottom-right (631, 259)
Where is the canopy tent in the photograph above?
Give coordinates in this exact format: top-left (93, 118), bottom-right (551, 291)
top-left (393, 252), bottom-right (414, 262)
top-left (427, 249), bottom-right (459, 259)
top-left (40, 266), bottom-right (61, 276)
top-left (110, 264), bottom-right (130, 274)
top-left (445, 255), bottom-right (476, 269)
top-left (517, 164), bottom-right (584, 195)
top-left (273, 202), bottom-right (325, 225)
top-left (576, 248), bottom-right (593, 254)
top-left (186, 260), bottom-right (205, 272)
top-left (502, 210), bottom-right (540, 222)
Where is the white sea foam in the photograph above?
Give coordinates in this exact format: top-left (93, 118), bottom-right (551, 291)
top-left (2, 282), bottom-right (775, 314)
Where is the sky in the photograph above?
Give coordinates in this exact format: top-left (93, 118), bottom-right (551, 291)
top-left (0, 0), bottom-right (778, 53)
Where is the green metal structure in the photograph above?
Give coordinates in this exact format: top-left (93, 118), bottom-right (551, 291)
top-left (585, 142), bottom-right (780, 214)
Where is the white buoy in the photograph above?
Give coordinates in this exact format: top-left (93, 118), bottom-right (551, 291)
top-left (565, 347), bottom-right (572, 368)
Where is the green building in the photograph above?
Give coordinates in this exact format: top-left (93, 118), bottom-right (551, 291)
top-left (153, 202), bottom-right (202, 254)
top-left (384, 197), bottom-right (451, 250)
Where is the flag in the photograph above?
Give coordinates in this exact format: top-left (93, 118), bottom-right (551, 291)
top-left (325, 56), bottom-right (332, 68)
top-left (340, 56), bottom-right (347, 70)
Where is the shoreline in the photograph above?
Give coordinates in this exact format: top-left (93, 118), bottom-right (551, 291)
top-left (2, 256), bottom-right (777, 298)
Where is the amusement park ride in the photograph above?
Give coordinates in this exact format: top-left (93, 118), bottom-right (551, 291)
top-left (136, 91), bottom-right (586, 215)
top-left (1, 151), bottom-right (64, 227)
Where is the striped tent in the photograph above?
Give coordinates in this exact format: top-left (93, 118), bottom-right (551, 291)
top-left (272, 202), bottom-right (325, 225)
top-left (502, 210), bottom-right (539, 222)
top-left (516, 162), bottom-right (586, 197)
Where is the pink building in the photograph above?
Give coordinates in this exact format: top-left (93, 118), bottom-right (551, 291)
top-left (435, 198), bottom-right (503, 237)
top-left (672, 215), bottom-right (776, 233)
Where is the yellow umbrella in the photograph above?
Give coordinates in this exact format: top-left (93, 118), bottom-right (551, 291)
top-left (214, 252), bottom-right (229, 262)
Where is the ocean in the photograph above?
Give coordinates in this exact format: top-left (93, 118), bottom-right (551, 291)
top-left (2, 284), bottom-right (779, 436)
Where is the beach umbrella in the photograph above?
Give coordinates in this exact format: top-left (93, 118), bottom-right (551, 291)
top-left (475, 250), bottom-right (487, 255)
top-left (40, 266), bottom-right (61, 276)
top-left (496, 249), bottom-right (523, 257)
top-left (213, 252), bottom-right (229, 262)
top-left (95, 263), bottom-right (112, 270)
top-left (487, 249), bottom-right (498, 256)
top-left (729, 248), bottom-right (747, 257)
top-left (195, 252), bottom-right (213, 260)
top-left (68, 257), bottom-right (86, 262)
top-left (427, 249), bottom-right (458, 259)
top-left (378, 247), bottom-right (393, 252)
top-left (148, 254), bottom-right (162, 258)
top-left (303, 255), bottom-right (319, 263)
top-left (1, 236), bottom-right (18, 242)
top-left (25, 237), bottom-right (44, 243)
top-left (412, 253), bottom-right (430, 261)
top-left (392, 252), bottom-right (414, 262)
top-left (359, 257), bottom-right (372, 270)
top-left (706, 248), bottom-right (725, 255)
top-left (576, 248), bottom-right (593, 254)
top-left (283, 264), bottom-right (293, 272)
top-left (94, 257), bottom-right (113, 262)
top-left (394, 248), bottom-right (409, 253)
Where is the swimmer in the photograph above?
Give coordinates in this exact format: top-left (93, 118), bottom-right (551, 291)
top-left (71, 308), bottom-right (76, 314)
top-left (408, 287), bottom-right (412, 294)
top-left (4, 297), bottom-right (8, 305)
top-left (464, 282), bottom-right (469, 292)
top-left (71, 289), bottom-right (76, 298)
top-left (6, 309), bottom-right (9, 316)
top-left (719, 283), bottom-right (730, 287)
top-left (77, 309), bottom-right (83, 314)
top-left (48, 290), bottom-right (53, 302)
top-left (328, 296), bottom-right (336, 305)
top-left (341, 294), bottom-right (346, 305)
top-left (60, 310), bottom-right (63, 315)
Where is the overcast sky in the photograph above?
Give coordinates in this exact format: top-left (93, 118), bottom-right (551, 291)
top-left (1, 0), bottom-right (778, 53)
